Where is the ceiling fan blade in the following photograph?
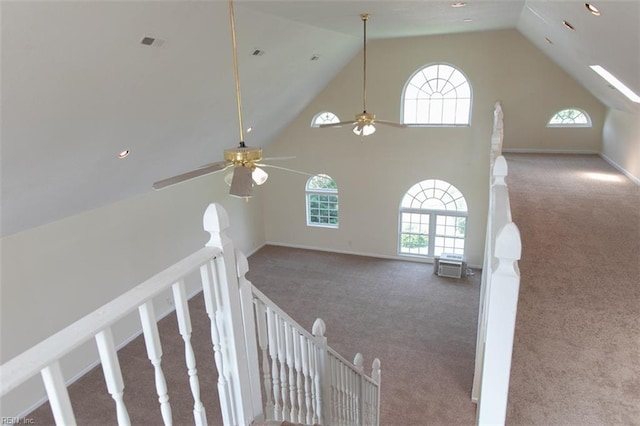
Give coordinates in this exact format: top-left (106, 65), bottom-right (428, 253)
top-left (152, 161), bottom-right (230, 190)
top-left (319, 121), bottom-right (357, 128)
top-left (257, 163), bottom-right (314, 177)
top-left (229, 166), bottom-right (254, 198)
top-left (376, 120), bottom-right (409, 128)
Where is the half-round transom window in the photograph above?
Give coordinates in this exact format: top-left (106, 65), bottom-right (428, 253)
top-left (402, 64), bottom-right (472, 125)
top-left (547, 108), bottom-right (592, 127)
top-left (311, 112), bottom-right (340, 128)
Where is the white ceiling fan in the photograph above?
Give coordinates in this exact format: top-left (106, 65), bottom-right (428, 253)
top-left (153, 0), bottom-right (304, 198)
top-left (320, 13), bottom-right (407, 137)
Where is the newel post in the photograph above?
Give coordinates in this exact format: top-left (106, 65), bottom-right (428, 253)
top-left (476, 222), bottom-right (521, 426)
top-left (203, 203), bottom-right (256, 425)
top-left (312, 318), bottom-right (330, 425)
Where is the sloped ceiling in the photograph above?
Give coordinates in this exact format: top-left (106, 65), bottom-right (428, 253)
top-left (1, 0), bottom-right (638, 237)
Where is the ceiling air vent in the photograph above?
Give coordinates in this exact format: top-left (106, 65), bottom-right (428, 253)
top-left (252, 49), bottom-right (265, 56)
top-left (140, 36), bottom-right (165, 47)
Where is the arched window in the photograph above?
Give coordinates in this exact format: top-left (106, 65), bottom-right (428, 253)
top-left (402, 63), bottom-right (472, 125)
top-left (306, 174), bottom-right (338, 228)
top-left (311, 112), bottom-right (340, 128)
top-left (547, 108), bottom-right (592, 127)
top-left (398, 179), bottom-right (467, 257)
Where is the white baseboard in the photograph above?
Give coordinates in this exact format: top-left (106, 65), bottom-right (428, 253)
top-left (599, 153), bottom-right (640, 186)
top-left (501, 148), bottom-right (600, 155)
top-left (263, 241), bottom-right (483, 270)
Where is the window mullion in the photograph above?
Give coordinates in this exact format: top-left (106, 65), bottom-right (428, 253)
top-left (428, 213), bottom-right (437, 257)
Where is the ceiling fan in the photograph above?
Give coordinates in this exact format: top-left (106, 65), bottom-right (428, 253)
top-left (153, 0), bottom-right (302, 198)
top-left (320, 13), bottom-right (407, 137)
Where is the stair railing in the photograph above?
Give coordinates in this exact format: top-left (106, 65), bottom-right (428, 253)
top-left (1, 202), bottom-right (380, 426)
top-left (471, 102), bottom-right (522, 425)
top-left (237, 253), bottom-right (381, 426)
top-left (0, 203), bottom-right (262, 425)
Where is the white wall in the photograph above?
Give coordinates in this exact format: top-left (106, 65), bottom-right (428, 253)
top-left (262, 29), bottom-right (605, 267)
top-left (602, 109), bottom-right (640, 184)
top-left (0, 174), bottom-right (266, 416)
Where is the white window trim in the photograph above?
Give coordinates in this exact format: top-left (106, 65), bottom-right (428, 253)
top-left (400, 62), bottom-right (473, 127)
top-left (306, 177), bottom-right (339, 228)
top-left (311, 111), bottom-right (340, 128)
top-left (397, 208), bottom-right (467, 258)
top-left (547, 108), bottom-right (592, 128)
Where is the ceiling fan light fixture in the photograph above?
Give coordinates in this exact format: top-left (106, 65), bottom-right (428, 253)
top-left (252, 166), bottom-right (269, 185)
top-left (354, 123), bottom-right (376, 136)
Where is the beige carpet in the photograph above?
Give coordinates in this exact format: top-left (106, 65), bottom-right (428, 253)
top-left (27, 153), bottom-right (637, 425)
top-left (504, 153), bottom-right (640, 425)
top-left (27, 247), bottom-right (481, 425)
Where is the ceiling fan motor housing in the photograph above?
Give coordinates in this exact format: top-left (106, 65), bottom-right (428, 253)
top-left (224, 146), bottom-right (263, 166)
top-left (356, 112), bottom-right (375, 124)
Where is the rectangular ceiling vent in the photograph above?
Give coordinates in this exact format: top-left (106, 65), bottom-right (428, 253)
top-left (140, 36), bottom-right (165, 48)
top-left (252, 49), bottom-right (265, 56)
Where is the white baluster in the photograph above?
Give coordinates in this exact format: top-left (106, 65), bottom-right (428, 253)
top-left (95, 327), bottom-right (131, 426)
top-left (201, 262), bottom-right (234, 426)
top-left (266, 306), bottom-right (281, 420)
top-left (254, 299), bottom-right (274, 420)
top-left (40, 361), bottom-right (77, 426)
top-left (139, 301), bottom-right (172, 425)
top-left (276, 314), bottom-right (288, 421)
top-left (372, 358), bottom-right (381, 426)
top-left (354, 353), bottom-right (364, 425)
top-left (293, 331), bottom-right (304, 424)
top-left (300, 335), bottom-right (313, 425)
top-left (339, 360), bottom-right (347, 425)
top-left (307, 339), bottom-right (319, 425)
top-left (172, 280), bottom-right (207, 426)
top-left (312, 318), bottom-right (328, 425)
top-left (284, 322), bottom-right (297, 422)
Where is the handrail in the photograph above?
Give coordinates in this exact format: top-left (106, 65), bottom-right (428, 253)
top-left (472, 101), bottom-right (522, 425)
top-left (251, 286), bottom-right (378, 387)
top-left (239, 252), bottom-right (380, 425)
top-left (0, 246), bottom-right (221, 396)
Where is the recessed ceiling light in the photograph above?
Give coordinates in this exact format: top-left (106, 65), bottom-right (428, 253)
top-left (585, 3), bottom-right (601, 16)
top-left (118, 150), bottom-right (130, 159)
top-left (246, 126), bottom-right (253, 133)
top-left (451, 2), bottom-right (467, 7)
top-left (562, 20), bottom-right (576, 30)
top-left (463, 18), bottom-right (473, 22)
top-left (590, 65), bottom-right (640, 103)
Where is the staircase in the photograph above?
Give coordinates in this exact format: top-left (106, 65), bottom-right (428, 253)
top-left (0, 203), bottom-right (381, 426)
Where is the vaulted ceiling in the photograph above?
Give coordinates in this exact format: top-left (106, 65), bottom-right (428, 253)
top-left (1, 1), bottom-right (638, 237)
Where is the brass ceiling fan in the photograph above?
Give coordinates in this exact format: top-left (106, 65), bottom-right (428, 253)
top-left (153, 0), bottom-right (302, 198)
top-left (320, 13), bottom-right (407, 136)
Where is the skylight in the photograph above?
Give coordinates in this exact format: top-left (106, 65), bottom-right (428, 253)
top-left (590, 65), bottom-right (640, 103)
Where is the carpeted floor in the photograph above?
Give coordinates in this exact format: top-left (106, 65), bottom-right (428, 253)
top-left (504, 153), bottom-right (640, 425)
top-left (27, 247), bottom-right (481, 425)
top-left (26, 153), bottom-right (639, 425)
